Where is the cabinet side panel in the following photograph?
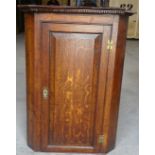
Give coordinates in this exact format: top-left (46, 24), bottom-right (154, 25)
top-left (103, 16), bottom-right (129, 153)
top-left (24, 14), bottom-right (34, 149)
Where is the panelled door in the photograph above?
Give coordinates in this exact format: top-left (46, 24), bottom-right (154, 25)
top-left (40, 23), bottom-right (112, 153)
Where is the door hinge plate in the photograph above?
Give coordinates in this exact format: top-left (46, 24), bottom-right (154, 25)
top-left (107, 40), bottom-right (113, 50)
top-left (98, 135), bottom-right (104, 144)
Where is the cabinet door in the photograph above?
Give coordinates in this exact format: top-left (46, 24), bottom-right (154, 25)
top-left (40, 23), bottom-right (111, 153)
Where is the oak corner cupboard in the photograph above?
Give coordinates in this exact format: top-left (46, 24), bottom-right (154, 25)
top-left (18, 5), bottom-right (133, 154)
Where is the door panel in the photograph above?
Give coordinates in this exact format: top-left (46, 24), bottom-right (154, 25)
top-left (49, 32), bottom-right (101, 146)
top-left (41, 23), bottom-right (111, 152)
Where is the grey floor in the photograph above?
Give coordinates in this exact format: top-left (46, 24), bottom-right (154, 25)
top-left (16, 34), bottom-right (139, 155)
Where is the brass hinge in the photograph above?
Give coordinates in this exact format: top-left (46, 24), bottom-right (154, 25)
top-left (98, 135), bottom-right (104, 144)
top-left (107, 40), bottom-right (113, 50)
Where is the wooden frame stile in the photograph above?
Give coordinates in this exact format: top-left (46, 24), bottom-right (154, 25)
top-left (102, 15), bottom-right (129, 153)
top-left (24, 13), bottom-right (35, 149)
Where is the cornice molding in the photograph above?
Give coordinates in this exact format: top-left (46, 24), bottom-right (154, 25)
top-left (18, 5), bottom-right (133, 16)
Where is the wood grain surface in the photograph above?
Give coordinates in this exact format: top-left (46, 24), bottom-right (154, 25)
top-left (23, 9), bottom-right (129, 153)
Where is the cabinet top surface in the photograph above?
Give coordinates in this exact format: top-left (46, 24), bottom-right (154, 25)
top-left (18, 5), bottom-right (133, 16)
